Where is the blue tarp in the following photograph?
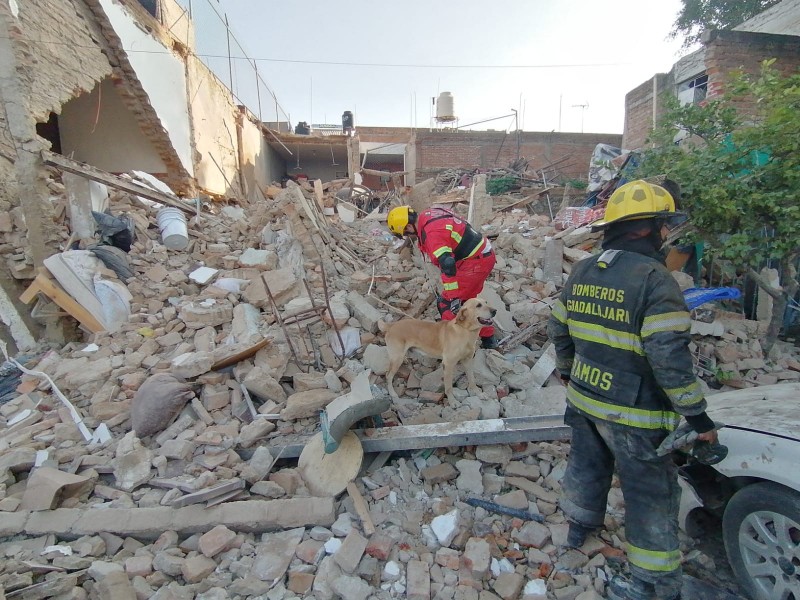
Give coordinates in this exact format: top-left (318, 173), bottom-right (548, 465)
top-left (683, 287), bottom-right (742, 310)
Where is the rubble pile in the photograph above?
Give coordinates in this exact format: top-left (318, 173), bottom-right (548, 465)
top-left (433, 159), bottom-right (536, 195)
top-left (0, 174), bottom-right (797, 599)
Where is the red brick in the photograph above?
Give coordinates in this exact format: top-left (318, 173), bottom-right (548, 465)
top-left (365, 532), bottom-right (396, 560)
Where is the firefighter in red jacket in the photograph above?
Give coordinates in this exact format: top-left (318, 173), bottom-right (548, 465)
top-left (387, 205), bottom-right (498, 349)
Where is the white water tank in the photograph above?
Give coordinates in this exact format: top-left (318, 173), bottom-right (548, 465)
top-left (436, 92), bottom-right (456, 122)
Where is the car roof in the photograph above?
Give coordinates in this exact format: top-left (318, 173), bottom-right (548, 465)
top-left (706, 382), bottom-right (800, 441)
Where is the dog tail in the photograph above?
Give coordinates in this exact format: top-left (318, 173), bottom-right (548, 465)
top-left (377, 320), bottom-right (392, 334)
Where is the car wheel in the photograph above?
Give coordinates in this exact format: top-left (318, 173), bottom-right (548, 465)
top-left (722, 482), bottom-right (800, 600)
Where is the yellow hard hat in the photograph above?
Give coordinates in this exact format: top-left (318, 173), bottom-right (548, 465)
top-left (592, 180), bottom-right (685, 229)
top-left (387, 205), bottom-right (416, 236)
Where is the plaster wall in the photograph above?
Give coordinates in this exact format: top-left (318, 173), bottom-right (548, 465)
top-left (291, 160), bottom-right (346, 183)
top-left (159, 0), bottom-right (195, 48)
top-left (59, 77), bottom-right (168, 174)
top-left (405, 134), bottom-right (417, 186)
top-left (98, 0), bottom-right (193, 176)
top-left (674, 49), bottom-right (706, 84)
top-left (735, 0), bottom-right (800, 35)
top-left (239, 116), bottom-right (283, 200)
top-left (186, 55), bottom-right (240, 196)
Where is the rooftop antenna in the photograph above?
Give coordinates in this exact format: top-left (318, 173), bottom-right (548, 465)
top-left (572, 102), bottom-right (589, 133)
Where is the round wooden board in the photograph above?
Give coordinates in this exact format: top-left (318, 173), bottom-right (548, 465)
top-left (298, 431), bottom-right (364, 497)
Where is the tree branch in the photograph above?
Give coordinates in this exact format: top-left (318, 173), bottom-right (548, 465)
top-left (747, 268), bottom-right (783, 300)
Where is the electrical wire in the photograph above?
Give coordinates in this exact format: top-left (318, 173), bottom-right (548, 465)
top-left (0, 36), bottom-right (629, 70)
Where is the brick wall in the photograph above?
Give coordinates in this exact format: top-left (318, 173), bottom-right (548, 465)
top-left (16, 0), bottom-right (113, 122)
top-left (357, 126), bottom-right (414, 144)
top-left (413, 130), bottom-right (622, 182)
top-left (0, 0), bottom-right (113, 269)
top-left (622, 73), bottom-right (674, 151)
top-left (703, 29), bottom-right (800, 116)
top-left (623, 30), bottom-right (800, 149)
top-left (351, 127), bottom-right (621, 184)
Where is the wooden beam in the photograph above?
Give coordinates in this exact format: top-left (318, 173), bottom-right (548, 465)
top-left (347, 481), bottom-right (376, 536)
top-left (313, 179), bottom-right (326, 213)
top-left (41, 151), bottom-right (195, 216)
top-left (359, 168), bottom-right (408, 179)
top-left (20, 272), bottom-right (105, 333)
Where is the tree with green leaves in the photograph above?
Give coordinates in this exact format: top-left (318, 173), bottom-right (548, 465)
top-left (670, 0), bottom-right (781, 48)
top-left (636, 61), bottom-right (800, 351)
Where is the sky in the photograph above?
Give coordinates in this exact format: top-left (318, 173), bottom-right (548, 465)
top-left (179, 0), bottom-right (693, 135)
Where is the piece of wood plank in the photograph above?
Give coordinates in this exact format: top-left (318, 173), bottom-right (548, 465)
top-left (20, 272), bottom-right (45, 304)
top-left (209, 337), bottom-right (271, 371)
top-left (205, 489), bottom-right (245, 507)
top-left (366, 450), bottom-right (393, 474)
top-left (238, 383), bottom-right (258, 423)
top-left (313, 179), bottom-right (326, 213)
top-left (149, 478), bottom-right (196, 493)
top-left (347, 481), bottom-right (376, 536)
top-left (41, 151), bottom-right (195, 216)
top-left (498, 193), bottom-right (545, 212)
top-left (171, 478), bottom-right (245, 508)
top-left (19, 272), bottom-right (105, 333)
top-left (5, 571), bottom-right (83, 598)
top-left (359, 168), bottom-right (408, 179)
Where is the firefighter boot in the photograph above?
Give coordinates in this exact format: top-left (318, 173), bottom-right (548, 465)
top-left (565, 521), bottom-right (593, 549)
top-left (606, 575), bottom-right (658, 600)
top-left (606, 575), bottom-right (682, 600)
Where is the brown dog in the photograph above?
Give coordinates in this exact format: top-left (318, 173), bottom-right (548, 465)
top-left (379, 297), bottom-right (496, 402)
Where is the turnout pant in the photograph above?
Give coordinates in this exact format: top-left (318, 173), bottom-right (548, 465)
top-left (560, 407), bottom-right (682, 595)
top-left (441, 250), bottom-right (496, 338)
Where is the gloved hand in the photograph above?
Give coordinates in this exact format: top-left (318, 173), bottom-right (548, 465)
top-left (437, 296), bottom-right (461, 320)
top-left (439, 253), bottom-right (457, 277)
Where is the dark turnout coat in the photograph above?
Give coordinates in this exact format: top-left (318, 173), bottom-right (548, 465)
top-left (547, 247), bottom-right (706, 435)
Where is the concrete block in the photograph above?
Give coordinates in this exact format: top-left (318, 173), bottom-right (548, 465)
top-left (250, 527), bottom-right (304, 583)
top-left (181, 554), bottom-right (217, 583)
top-left (463, 537), bottom-right (491, 579)
top-left (345, 291), bottom-right (382, 333)
top-left (406, 559), bottom-right (431, 600)
top-left (199, 524), bottom-right (237, 558)
top-left (333, 530), bottom-right (368, 574)
top-left (281, 388), bottom-right (337, 420)
top-left (178, 300), bottom-right (234, 327)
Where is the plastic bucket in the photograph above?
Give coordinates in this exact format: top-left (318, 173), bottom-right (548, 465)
top-left (337, 201), bottom-right (357, 223)
top-left (156, 207), bottom-right (188, 250)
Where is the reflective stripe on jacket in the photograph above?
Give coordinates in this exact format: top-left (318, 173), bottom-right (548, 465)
top-left (416, 208), bottom-right (486, 266)
top-left (547, 249), bottom-right (705, 433)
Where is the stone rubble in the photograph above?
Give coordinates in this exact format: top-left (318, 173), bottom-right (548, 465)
top-left (0, 174), bottom-right (796, 599)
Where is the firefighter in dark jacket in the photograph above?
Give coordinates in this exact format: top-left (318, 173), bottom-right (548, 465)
top-left (387, 205), bottom-right (498, 349)
top-left (546, 180), bottom-right (718, 600)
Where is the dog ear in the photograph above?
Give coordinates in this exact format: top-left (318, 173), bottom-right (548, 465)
top-left (455, 307), bottom-right (468, 324)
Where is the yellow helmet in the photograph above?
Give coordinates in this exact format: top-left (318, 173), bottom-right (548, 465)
top-left (387, 205), bottom-right (416, 236)
top-left (592, 180), bottom-right (685, 229)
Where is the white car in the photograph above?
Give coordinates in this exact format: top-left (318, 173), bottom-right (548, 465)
top-left (678, 382), bottom-right (800, 600)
